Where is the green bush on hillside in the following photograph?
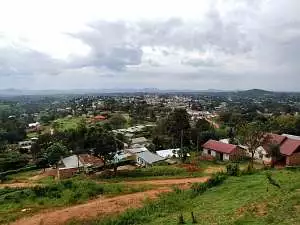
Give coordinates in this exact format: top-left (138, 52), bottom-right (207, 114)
top-left (226, 163), bottom-right (240, 176)
top-left (98, 166), bottom-right (186, 179)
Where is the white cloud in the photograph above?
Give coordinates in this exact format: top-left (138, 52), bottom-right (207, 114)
top-left (0, 0), bottom-right (300, 91)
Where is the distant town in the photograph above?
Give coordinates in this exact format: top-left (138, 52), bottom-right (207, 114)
top-left (1, 89), bottom-right (300, 224)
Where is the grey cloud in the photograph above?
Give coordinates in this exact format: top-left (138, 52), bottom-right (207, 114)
top-left (1, 0), bottom-right (300, 91)
top-left (0, 47), bottom-right (63, 76)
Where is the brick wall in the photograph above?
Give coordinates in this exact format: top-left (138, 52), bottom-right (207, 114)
top-left (286, 152), bottom-right (300, 166)
top-left (45, 168), bottom-right (78, 179)
top-left (229, 147), bottom-right (246, 161)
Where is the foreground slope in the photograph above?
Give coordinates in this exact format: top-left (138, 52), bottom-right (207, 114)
top-left (87, 169), bottom-right (300, 225)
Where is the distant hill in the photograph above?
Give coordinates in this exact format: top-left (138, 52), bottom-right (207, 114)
top-left (238, 89), bottom-right (274, 95)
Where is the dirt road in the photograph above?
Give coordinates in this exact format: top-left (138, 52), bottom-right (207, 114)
top-left (0, 182), bottom-right (37, 188)
top-left (11, 177), bottom-right (208, 225)
top-left (123, 176), bottom-right (209, 186)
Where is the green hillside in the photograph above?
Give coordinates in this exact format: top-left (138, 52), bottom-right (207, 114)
top-left (87, 169), bottom-right (300, 225)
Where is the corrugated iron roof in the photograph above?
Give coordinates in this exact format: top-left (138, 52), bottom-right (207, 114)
top-left (202, 140), bottom-right (237, 154)
top-left (137, 151), bottom-right (165, 164)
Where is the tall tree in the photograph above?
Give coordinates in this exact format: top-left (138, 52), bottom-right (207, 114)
top-left (85, 125), bottom-right (118, 164)
top-left (46, 143), bottom-right (68, 179)
top-left (109, 114), bottom-right (127, 129)
top-left (238, 123), bottom-right (267, 169)
top-left (30, 142), bottom-right (41, 161)
top-left (267, 144), bottom-right (281, 168)
top-left (166, 108), bottom-right (191, 147)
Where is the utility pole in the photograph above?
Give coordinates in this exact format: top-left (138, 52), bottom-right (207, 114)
top-left (196, 134), bottom-right (199, 152)
top-left (180, 129), bottom-right (183, 150)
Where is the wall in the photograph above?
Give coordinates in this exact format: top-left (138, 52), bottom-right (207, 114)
top-left (229, 147), bottom-right (246, 161)
top-left (286, 152), bottom-right (300, 166)
top-left (224, 154), bottom-right (230, 160)
top-left (211, 150), bottom-right (216, 157)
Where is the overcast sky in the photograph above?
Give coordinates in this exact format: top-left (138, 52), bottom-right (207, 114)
top-left (0, 0), bottom-right (299, 91)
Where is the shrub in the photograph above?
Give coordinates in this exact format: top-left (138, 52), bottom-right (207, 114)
top-left (98, 166), bottom-right (186, 179)
top-left (191, 182), bottom-right (208, 194)
top-left (192, 172), bottom-right (227, 195)
top-left (0, 179), bottom-right (105, 206)
top-left (206, 173), bottom-right (227, 188)
top-left (226, 163), bottom-right (240, 176)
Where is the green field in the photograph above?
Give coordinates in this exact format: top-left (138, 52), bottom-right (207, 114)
top-left (81, 169), bottom-right (300, 225)
top-left (53, 117), bottom-right (83, 131)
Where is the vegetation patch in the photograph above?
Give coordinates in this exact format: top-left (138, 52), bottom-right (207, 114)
top-left (74, 169), bottom-right (300, 225)
top-left (97, 166), bottom-right (189, 180)
top-left (0, 178), bottom-right (152, 224)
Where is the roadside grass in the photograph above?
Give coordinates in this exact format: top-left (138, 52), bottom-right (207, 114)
top-left (5, 169), bottom-right (41, 183)
top-left (0, 178), bottom-right (153, 224)
top-left (73, 169), bottom-right (300, 225)
top-left (96, 166), bottom-right (207, 182)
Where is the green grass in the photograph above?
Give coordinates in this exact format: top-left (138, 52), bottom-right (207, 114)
top-left (96, 166), bottom-right (207, 182)
top-left (53, 117), bottom-right (83, 131)
top-left (6, 169), bottom-right (41, 182)
top-left (76, 169), bottom-right (300, 225)
top-left (0, 178), bottom-right (152, 224)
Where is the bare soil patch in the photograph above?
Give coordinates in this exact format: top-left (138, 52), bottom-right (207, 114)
top-left (11, 177), bottom-right (209, 225)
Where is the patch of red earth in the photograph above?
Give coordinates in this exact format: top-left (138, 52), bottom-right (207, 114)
top-left (11, 188), bottom-right (170, 225)
top-left (177, 164), bottom-right (201, 172)
top-left (11, 177), bottom-right (209, 225)
top-left (122, 177), bottom-right (209, 186)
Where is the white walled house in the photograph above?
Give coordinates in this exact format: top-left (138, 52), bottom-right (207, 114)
top-left (202, 140), bottom-right (245, 161)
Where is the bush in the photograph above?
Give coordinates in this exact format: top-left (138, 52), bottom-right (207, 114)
top-left (98, 166), bottom-right (186, 179)
top-left (0, 179), bottom-right (105, 206)
top-left (192, 172), bottom-right (227, 195)
top-left (206, 173), bottom-right (227, 188)
top-left (226, 163), bottom-right (240, 176)
top-left (191, 182), bottom-right (208, 194)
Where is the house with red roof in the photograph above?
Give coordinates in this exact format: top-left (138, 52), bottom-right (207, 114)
top-left (202, 140), bottom-right (246, 161)
top-left (92, 115), bottom-right (106, 122)
top-left (257, 133), bottom-right (300, 166)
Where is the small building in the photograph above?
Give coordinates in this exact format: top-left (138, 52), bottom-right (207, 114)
top-left (18, 140), bottom-right (33, 153)
top-left (93, 115), bottom-right (106, 122)
top-left (131, 137), bottom-right (148, 147)
top-left (256, 133), bottom-right (300, 166)
top-left (136, 151), bottom-right (165, 167)
top-left (156, 148), bottom-right (180, 158)
top-left (59, 154), bottom-right (104, 170)
top-left (125, 146), bottom-right (148, 155)
top-left (202, 140), bottom-right (245, 161)
top-left (27, 122), bottom-right (41, 132)
top-left (156, 148), bottom-right (190, 158)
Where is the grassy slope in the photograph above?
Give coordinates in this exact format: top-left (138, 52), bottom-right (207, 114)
top-left (0, 178), bottom-right (152, 224)
top-left (54, 117), bottom-right (83, 131)
top-left (87, 169), bottom-right (300, 225)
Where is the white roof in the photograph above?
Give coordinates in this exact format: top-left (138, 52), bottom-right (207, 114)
top-left (61, 155), bottom-right (83, 169)
top-left (28, 122), bottom-right (40, 127)
top-left (137, 151), bottom-right (165, 164)
top-left (282, 134), bottom-right (300, 140)
top-left (156, 148), bottom-right (180, 158)
top-left (126, 147), bottom-right (148, 154)
top-left (219, 139), bottom-right (230, 144)
top-left (131, 137), bottom-right (148, 144)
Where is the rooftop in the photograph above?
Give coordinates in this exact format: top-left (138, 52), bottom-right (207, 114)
top-left (202, 140), bottom-right (237, 154)
top-left (137, 151), bottom-right (165, 164)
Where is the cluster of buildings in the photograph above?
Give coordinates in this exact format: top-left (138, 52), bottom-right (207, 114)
top-left (201, 133), bottom-right (300, 166)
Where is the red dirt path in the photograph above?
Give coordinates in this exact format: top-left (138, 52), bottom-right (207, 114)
top-left (10, 177), bottom-right (209, 225)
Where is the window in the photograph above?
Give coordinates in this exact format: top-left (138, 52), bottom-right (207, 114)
top-left (208, 150), bottom-right (211, 155)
